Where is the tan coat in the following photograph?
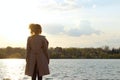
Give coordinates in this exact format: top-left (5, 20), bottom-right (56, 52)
top-left (25, 35), bottom-right (50, 76)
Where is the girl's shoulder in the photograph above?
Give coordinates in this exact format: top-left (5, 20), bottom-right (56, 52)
top-left (28, 35), bottom-right (47, 41)
top-left (39, 35), bottom-right (48, 42)
top-left (27, 36), bottom-right (32, 42)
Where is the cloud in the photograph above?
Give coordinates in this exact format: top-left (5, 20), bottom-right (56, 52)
top-left (38, 0), bottom-right (81, 11)
top-left (66, 20), bottom-right (101, 36)
top-left (92, 4), bottom-right (96, 8)
top-left (38, 0), bottom-right (120, 12)
top-left (43, 24), bottom-right (64, 35)
top-left (44, 20), bottom-right (101, 37)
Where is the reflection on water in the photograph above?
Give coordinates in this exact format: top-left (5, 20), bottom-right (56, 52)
top-left (0, 59), bottom-right (27, 80)
top-left (0, 59), bottom-right (120, 80)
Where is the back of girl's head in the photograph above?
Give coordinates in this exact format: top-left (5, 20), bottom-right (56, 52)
top-left (29, 23), bottom-right (42, 35)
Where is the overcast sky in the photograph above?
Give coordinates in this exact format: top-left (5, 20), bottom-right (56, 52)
top-left (0, 0), bottom-right (120, 48)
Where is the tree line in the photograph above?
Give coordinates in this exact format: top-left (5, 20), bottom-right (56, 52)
top-left (0, 46), bottom-right (120, 59)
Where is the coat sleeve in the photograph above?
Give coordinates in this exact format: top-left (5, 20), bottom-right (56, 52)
top-left (26, 37), bottom-right (31, 62)
top-left (42, 37), bottom-right (50, 64)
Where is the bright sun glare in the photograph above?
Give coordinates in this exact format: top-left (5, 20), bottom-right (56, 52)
top-left (3, 59), bottom-right (25, 79)
top-left (0, 23), bottom-right (30, 47)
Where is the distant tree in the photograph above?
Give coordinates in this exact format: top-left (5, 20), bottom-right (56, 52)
top-left (0, 46), bottom-right (120, 59)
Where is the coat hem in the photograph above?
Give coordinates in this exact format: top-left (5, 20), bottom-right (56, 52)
top-left (25, 73), bottom-right (50, 77)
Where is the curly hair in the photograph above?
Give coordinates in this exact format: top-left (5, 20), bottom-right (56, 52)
top-left (29, 23), bottom-right (42, 35)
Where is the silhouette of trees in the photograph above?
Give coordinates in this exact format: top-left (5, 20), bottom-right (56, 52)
top-left (0, 46), bottom-right (120, 59)
top-left (0, 47), bottom-right (25, 58)
top-left (49, 47), bottom-right (120, 59)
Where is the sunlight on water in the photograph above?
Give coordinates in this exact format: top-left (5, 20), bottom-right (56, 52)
top-left (0, 59), bottom-right (120, 80)
top-left (0, 59), bottom-right (26, 80)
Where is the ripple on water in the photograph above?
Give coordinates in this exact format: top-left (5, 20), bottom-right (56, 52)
top-left (1, 59), bottom-right (120, 80)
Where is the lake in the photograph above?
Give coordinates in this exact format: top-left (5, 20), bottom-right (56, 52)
top-left (0, 59), bottom-right (120, 80)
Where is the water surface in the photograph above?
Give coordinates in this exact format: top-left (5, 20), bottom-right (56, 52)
top-left (0, 59), bottom-right (120, 80)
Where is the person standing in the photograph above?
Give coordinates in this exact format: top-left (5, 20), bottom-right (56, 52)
top-left (25, 23), bottom-right (50, 80)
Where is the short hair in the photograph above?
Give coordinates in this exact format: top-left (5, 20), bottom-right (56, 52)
top-left (29, 23), bottom-right (42, 35)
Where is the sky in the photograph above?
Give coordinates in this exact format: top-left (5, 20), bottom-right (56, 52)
top-left (0, 0), bottom-right (120, 48)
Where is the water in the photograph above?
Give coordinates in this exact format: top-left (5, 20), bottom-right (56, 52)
top-left (0, 59), bottom-right (120, 80)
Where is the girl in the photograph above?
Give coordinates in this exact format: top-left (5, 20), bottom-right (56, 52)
top-left (25, 23), bottom-right (50, 80)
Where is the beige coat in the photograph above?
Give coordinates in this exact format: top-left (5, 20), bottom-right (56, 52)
top-left (25, 35), bottom-right (50, 76)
